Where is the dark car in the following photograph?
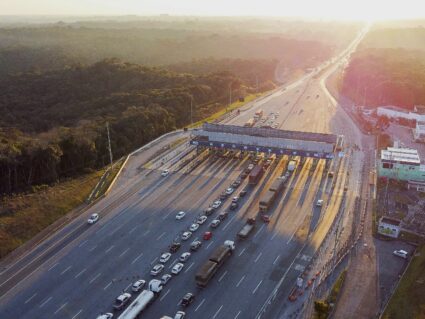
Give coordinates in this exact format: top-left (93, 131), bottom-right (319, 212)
top-left (180, 293), bottom-right (195, 307)
top-left (262, 215), bottom-right (270, 223)
top-left (230, 202), bottom-right (238, 210)
top-left (218, 211), bottom-right (228, 221)
top-left (170, 242), bottom-right (181, 253)
top-left (204, 207), bottom-right (215, 216)
top-left (219, 193), bottom-right (227, 200)
top-left (241, 172), bottom-right (248, 180)
top-left (239, 189), bottom-right (247, 197)
top-left (190, 240), bottom-right (202, 251)
top-left (232, 180), bottom-right (241, 188)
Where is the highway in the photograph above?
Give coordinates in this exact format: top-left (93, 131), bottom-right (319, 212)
top-left (0, 26), bottom-right (368, 319)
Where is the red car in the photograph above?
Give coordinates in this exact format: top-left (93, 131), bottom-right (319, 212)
top-left (203, 231), bottom-right (212, 240)
top-left (261, 215), bottom-right (270, 223)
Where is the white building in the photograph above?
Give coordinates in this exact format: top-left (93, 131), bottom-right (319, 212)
top-left (413, 121), bottom-right (425, 142)
top-left (378, 216), bottom-right (401, 238)
top-left (377, 105), bottom-right (425, 123)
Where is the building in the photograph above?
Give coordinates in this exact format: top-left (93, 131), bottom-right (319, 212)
top-left (378, 146), bottom-right (425, 182)
top-left (413, 121), bottom-right (425, 142)
top-left (377, 105), bottom-right (425, 123)
top-left (378, 216), bottom-right (401, 238)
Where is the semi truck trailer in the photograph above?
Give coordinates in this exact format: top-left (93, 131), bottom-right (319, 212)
top-left (237, 217), bottom-right (256, 239)
top-left (249, 165), bottom-right (264, 185)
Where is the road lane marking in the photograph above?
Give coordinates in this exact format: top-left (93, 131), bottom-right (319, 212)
top-left (270, 232), bottom-right (278, 240)
top-left (78, 240), bottom-right (88, 248)
top-left (129, 226), bottom-right (138, 234)
top-left (131, 252), bottom-right (143, 264)
top-left (150, 257), bottom-right (159, 265)
top-left (25, 293), bottom-right (37, 304)
top-left (168, 259), bottom-right (178, 269)
top-left (89, 245), bottom-right (97, 252)
top-left (143, 230), bottom-right (151, 236)
top-left (156, 232), bottom-right (166, 241)
top-left (75, 268), bottom-right (86, 279)
top-left (212, 305), bottom-right (223, 319)
top-left (195, 298), bottom-right (205, 312)
top-left (39, 296), bottom-right (52, 308)
top-left (89, 273), bottom-right (101, 284)
top-left (253, 224), bottom-right (265, 238)
top-left (236, 275), bottom-right (245, 287)
top-left (252, 280), bottom-right (263, 294)
top-left (273, 255), bottom-right (280, 265)
top-left (254, 252), bottom-right (262, 263)
top-left (234, 310), bottom-right (242, 319)
top-left (206, 240), bottom-right (215, 249)
top-left (103, 282), bottom-right (112, 290)
top-left (105, 245), bottom-right (115, 253)
top-left (60, 266), bottom-right (72, 275)
top-left (223, 215), bottom-right (236, 230)
top-left (71, 309), bottom-right (82, 319)
top-left (54, 302), bottom-right (68, 314)
top-left (110, 224), bottom-right (124, 236)
top-left (184, 262), bottom-right (195, 273)
top-left (238, 248), bottom-right (246, 257)
top-left (119, 248), bottom-right (130, 258)
top-left (162, 212), bottom-right (172, 220)
top-left (160, 288), bottom-right (171, 301)
top-left (124, 283), bottom-right (132, 291)
top-left (218, 271), bottom-right (228, 282)
top-left (48, 263), bottom-right (59, 271)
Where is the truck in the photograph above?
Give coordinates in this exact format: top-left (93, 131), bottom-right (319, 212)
top-left (249, 165), bottom-right (264, 185)
top-left (259, 176), bottom-right (288, 212)
top-left (244, 118), bottom-right (255, 127)
top-left (254, 109), bottom-right (263, 121)
top-left (117, 290), bottom-right (155, 319)
top-left (195, 240), bottom-right (235, 287)
top-left (237, 217), bottom-right (256, 239)
top-left (288, 160), bottom-right (297, 172)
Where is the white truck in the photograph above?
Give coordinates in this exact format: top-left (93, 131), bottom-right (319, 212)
top-left (287, 160), bottom-right (297, 172)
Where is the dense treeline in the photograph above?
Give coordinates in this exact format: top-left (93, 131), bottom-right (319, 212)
top-left (0, 58), bottom-right (269, 194)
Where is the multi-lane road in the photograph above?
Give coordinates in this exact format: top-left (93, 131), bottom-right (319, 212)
top-left (0, 26), bottom-right (369, 319)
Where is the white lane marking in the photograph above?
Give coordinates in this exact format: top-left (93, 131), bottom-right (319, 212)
top-left (253, 280), bottom-right (263, 294)
top-left (131, 252), bottom-right (143, 264)
top-left (78, 240), bottom-right (88, 248)
top-left (254, 252), bottom-right (262, 263)
top-left (48, 263), bottom-right (59, 271)
top-left (103, 282), bottom-right (112, 290)
top-left (223, 215), bottom-right (236, 230)
top-left (168, 258), bottom-right (178, 269)
top-left (234, 310), bottom-right (242, 319)
top-left (129, 226), bottom-right (138, 234)
top-left (54, 302), bottom-right (68, 314)
top-left (124, 283), bottom-right (132, 291)
top-left (184, 262), bottom-right (195, 273)
top-left (89, 245), bottom-right (97, 252)
top-left (143, 230), bottom-right (151, 236)
top-left (253, 224), bottom-right (265, 238)
top-left (39, 296), bottom-right (52, 308)
top-left (110, 224), bottom-right (124, 236)
top-left (273, 255), bottom-right (280, 265)
top-left (271, 232), bottom-right (278, 240)
top-left (212, 305), bottom-right (223, 319)
top-left (238, 248), bottom-right (246, 257)
top-left (236, 275), bottom-right (245, 287)
top-left (195, 298), bottom-right (205, 312)
top-left (89, 273), bottom-right (101, 284)
top-left (71, 309), bottom-right (82, 319)
top-left (151, 257), bottom-right (159, 266)
top-left (218, 271), bottom-right (228, 282)
top-left (119, 248), bottom-right (130, 258)
top-left (160, 288), bottom-right (171, 301)
top-left (162, 212), bottom-right (172, 220)
top-left (60, 266), bottom-right (72, 275)
top-left (156, 232), bottom-right (166, 241)
top-left (25, 293), bottom-right (37, 304)
top-left (105, 245), bottom-right (115, 253)
top-left (206, 240), bottom-right (215, 249)
top-left (75, 268), bottom-right (86, 279)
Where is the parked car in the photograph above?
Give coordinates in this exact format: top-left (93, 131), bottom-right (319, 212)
top-left (179, 252), bottom-right (191, 262)
top-left (176, 211), bottom-right (186, 220)
top-left (189, 223), bottom-right (199, 232)
top-left (210, 219), bottom-right (221, 228)
top-left (203, 231), bottom-right (213, 240)
top-left (230, 202), bottom-right (238, 210)
top-left (160, 252), bottom-right (172, 263)
top-left (174, 311), bottom-right (186, 319)
top-left (232, 196), bottom-right (239, 203)
top-left (239, 189), bottom-right (247, 197)
top-left (232, 180), bottom-right (241, 188)
top-left (225, 187), bottom-right (234, 195)
top-left (180, 293), bottom-right (195, 307)
top-left (151, 264), bottom-right (165, 276)
top-left (113, 293), bottom-right (132, 310)
top-left (204, 207), bottom-right (215, 216)
top-left (132, 279), bottom-right (146, 292)
top-left (161, 274), bottom-right (172, 285)
top-left (219, 193), bottom-right (227, 200)
top-left (181, 231), bottom-right (192, 241)
top-left (212, 200), bottom-right (222, 209)
top-left (190, 240), bottom-right (202, 251)
top-left (171, 263), bottom-right (184, 275)
top-left (87, 213), bottom-right (99, 224)
top-left (218, 211), bottom-right (228, 221)
top-left (169, 242), bottom-right (181, 253)
top-left (197, 215), bottom-right (208, 224)
top-left (393, 250), bottom-right (408, 259)
top-left (96, 313), bottom-right (113, 319)
top-left (161, 169), bottom-right (169, 177)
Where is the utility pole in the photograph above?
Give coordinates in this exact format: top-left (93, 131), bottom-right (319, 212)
top-left (106, 122), bottom-right (113, 170)
top-left (190, 95), bottom-right (193, 126)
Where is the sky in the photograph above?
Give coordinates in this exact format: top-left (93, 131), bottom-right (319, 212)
top-left (1, 0), bottom-right (424, 21)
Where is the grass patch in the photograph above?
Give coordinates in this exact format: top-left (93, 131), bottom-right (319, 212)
top-left (400, 231), bottom-right (425, 245)
top-left (89, 158), bottom-right (125, 202)
top-left (314, 269), bottom-right (347, 318)
top-left (383, 245), bottom-right (425, 319)
top-left (0, 168), bottom-right (106, 259)
top-left (328, 270), bottom-right (347, 304)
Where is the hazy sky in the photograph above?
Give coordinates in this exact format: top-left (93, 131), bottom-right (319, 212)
top-left (1, 0), bottom-right (424, 20)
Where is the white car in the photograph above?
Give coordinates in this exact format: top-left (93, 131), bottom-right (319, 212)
top-left (393, 250), bottom-right (408, 259)
top-left (87, 213), bottom-right (99, 224)
top-left (176, 211), bottom-right (186, 220)
top-left (132, 279), bottom-right (146, 292)
top-left (189, 223), bottom-right (199, 232)
top-left (197, 215), bottom-right (208, 225)
top-left (181, 231), bottom-right (192, 241)
top-left (113, 293), bottom-right (132, 310)
top-left (96, 314), bottom-right (113, 319)
top-left (225, 187), bottom-right (234, 195)
top-left (161, 169), bottom-right (169, 177)
top-left (174, 311), bottom-right (186, 319)
top-left (160, 252), bottom-right (172, 263)
top-left (150, 264), bottom-right (165, 276)
top-left (316, 199), bottom-right (324, 207)
top-left (179, 252), bottom-right (191, 262)
top-left (212, 200), bottom-right (222, 209)
top-left (161, 274), bottom-right (172, 285)
top-left (171, 263), bottom-right (184, 275)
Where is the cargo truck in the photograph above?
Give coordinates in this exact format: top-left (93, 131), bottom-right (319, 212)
top-left (259, 176), bottom-right (288, 212)
top-left (237, 217), bottom-right (256, 239)
top-left (195, 241), bottom-right (235, 287)
top-left (249, 165), bottom-right (264, 185)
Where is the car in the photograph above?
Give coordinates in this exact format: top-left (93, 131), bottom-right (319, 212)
top-left (232, 196), bottom-right (239, 203)
top-left (225, 187), bottom-right (234, 195)
top-left (176, 211), bottom-right (186, 220)
top-left (218, 211), bottom-right (228, 221)
top-left (232, 180), bottom-right (241, 188)
top-left (132, 279), bottom-right (146, 292)
top-left (239, 189), bottom-right (247, 197)
top-left (96, 313), bottom-right (113, 319)
top-left (160, 252), bottom-right (172, 263)
top-left (189, 223), bottom-right (199, 232)
top-left (169, 242), bottom-right (181, 253)
top-left (190, 240), bottom-right (202, 251)
top-left (241, 172), bottom-right (248, 179)
top-left (197, 215), bottom-right (208, 224)
top-left (180, 293), bottom-right (195, 307)
top-left (204, 207), bottom-right (215, 216)
top-left (151, 264), bottom-right (165, 276)
top-left (161, 169), bottom-right (169, 177)
top-left (179, 252), bottom-right (191, 262)
top-left (87, 213), bottom-right (99, 224)
top-left (203, 231), bottom-right (212, 240)
top-left (161, 274), bottom-right (172, 285)
top-left (262, 215), bottom-right (270, 223)
top-left (393, 250), bottom-right (408, 259)
top-left (181, 231), bottom-right (192, 241)
top-left (171, 263), bottom-right (184, 275)
top-left (212, 200), bottom-right (222, 209)
top-left (210, 219), bottom-right (221, 228)
top-left (219, 193), bottom-right (227, 200)
top-left (247, 164), bottom-right (255, 171)
top-left (328, 171), bottom-right (334, 178)
top-left (230, 202), bottom-right (238, 210)
top-left (113, 292), bottom-right (132, 310)
top-left (316, 199), bottom-right (324, 207)
top-left (174, 311), bottom-right (186, 319)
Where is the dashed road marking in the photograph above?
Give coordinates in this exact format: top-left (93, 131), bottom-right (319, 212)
top-left (238, 248), bottom-right (246, 257)
top-left (254, 252), bottom-right (262, 263)
top-left (206, 240), bottom-right (214, 249)
top-left (253, 280), bottom-right (263, 294)
top-left (131, 252), bottom-right (143, 264)
top-left (236, 275), bottom-right (245, 287)
top-left (212, 305), bottom-right (223, 319)
top-left (129, 226), bottom-right (138, 234)
top-left (25, 293), bottom-right (37, 304)
top-left (195, 298), bottom-right (205, 312)
top-left (105, 245), bottom-right (115, 253)
top-left (89, 273), bottom-right (101, 284)
top-left (54, 302), bottom-right (68, 314)
top-left (119, 248), bottom-right (130, 258)
top-left (48, 263), bottom-right (59, 272)
top-left (60, 266), bottom-right (71, 275)
top-left (156, 232), bottom-right (166, 241)
top-left (218, 271), bottom-right (228, 282)
top-left (71, 309), bottom-right (82, 319)
top-left (234, 310), bottom-right (242, 319)
top-left (184, 262), bottom-right (195, 273)
top-left (273, 255), bottom-right (280, 265)
top-left (39, 296), bottom-right (52, 308)
top-left (103, 282), bottom-right (112, 290)
top-left (75, 268), bottom-right (86, 279)
top-left (160, 288), bottom-right (171, 301)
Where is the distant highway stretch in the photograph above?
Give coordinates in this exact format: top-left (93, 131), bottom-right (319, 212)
top-left (0, 26), bottom-right (368, 319)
